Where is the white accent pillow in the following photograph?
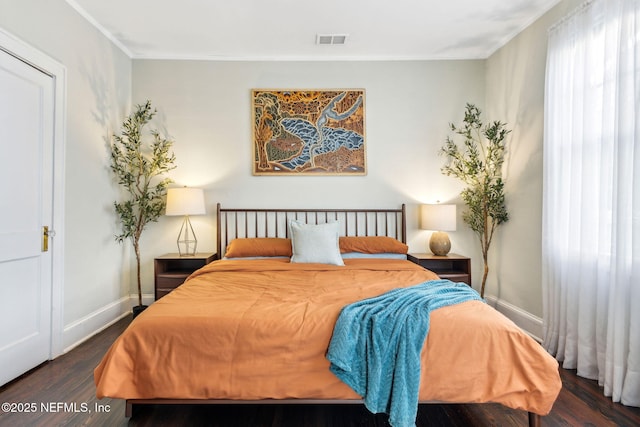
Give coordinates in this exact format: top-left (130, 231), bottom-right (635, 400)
top-left (289, 220), bottom-right (344, 266)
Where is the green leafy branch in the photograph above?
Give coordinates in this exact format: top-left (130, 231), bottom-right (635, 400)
top-left (440, 103), bottom-right (510, 297)
top-left (110, 101), bottom-right (176, 307)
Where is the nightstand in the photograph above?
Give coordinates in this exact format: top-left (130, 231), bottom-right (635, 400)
top-left (154, 253), bottom-right (217, 300)
top-left (407, 253), bottom-right (471, 285)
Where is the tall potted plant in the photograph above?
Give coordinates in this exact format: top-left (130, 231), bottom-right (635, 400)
top-left (440, 103), bottom-right (510, 298)
top-left (110, 101), bottom-right (176, 316)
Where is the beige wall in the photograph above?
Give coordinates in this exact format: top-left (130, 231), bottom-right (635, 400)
top-left (484, 0), bottom-right (584, 316)
top-left (0, 0), bottom-right (132, 340)
top-left (0, 0), bottom-right (589, 345)
top-left (132, 59), bottom-right (486, 293)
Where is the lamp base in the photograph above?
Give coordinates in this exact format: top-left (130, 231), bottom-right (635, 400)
top-left (429, 231), bottom-right (451, 256)
top-left (177, 215), bottom-right (198, 257)
top-left (177, 240), bottom-right (197, 257)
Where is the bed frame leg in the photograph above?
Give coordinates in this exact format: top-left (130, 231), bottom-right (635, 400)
top-left (528, 412), bottom-right (540, 427)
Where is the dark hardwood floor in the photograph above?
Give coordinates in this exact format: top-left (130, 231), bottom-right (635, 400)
top-left (1, 316), bottom-right (638, 427)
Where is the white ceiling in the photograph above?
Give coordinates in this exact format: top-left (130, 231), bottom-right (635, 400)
top-left (66, 0), bottom-right (561, 61)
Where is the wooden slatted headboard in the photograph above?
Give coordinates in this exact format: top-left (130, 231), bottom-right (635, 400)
top-left (216, 203), bottom-right (406, 257)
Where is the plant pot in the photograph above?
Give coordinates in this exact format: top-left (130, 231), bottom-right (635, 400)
top-left (132, 305), bottom-right (148, 319)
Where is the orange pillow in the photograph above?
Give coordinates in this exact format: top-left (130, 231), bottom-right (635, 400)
top-left (339, 236), bottom-right (408, 254)
top-left (224, 238), bottom-right (292, 258)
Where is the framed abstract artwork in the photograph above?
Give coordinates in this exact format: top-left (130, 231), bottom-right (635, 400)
top-left (252, 89), bottom-right (366, 175)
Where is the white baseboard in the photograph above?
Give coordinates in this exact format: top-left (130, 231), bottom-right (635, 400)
top-left (61, 293), bottom-right (154, 353)
top-left (135, 293), bottom-right (156, 307)
top-left (484, 295), bottom-right (543, 342)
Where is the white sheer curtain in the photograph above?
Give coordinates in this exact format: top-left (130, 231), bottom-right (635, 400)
top-left (542, 0), bottom-right (639, 407)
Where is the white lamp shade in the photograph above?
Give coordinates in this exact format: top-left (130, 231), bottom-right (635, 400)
top-left (165, 187), bottom-right (206, 216)
top-left (420, 204), bottom-right (456, 231)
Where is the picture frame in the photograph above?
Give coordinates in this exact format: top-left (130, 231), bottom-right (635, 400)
top-left (252, 89), bottom-right (366, 175)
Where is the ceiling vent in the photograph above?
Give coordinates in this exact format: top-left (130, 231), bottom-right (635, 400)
top-left (316, 34), bottom-right (348, 45)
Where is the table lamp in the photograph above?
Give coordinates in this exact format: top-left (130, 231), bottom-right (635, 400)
top-left (165, 187), bottom-right (206, 256)
top-left (420, 203), bottom-right (456, 256)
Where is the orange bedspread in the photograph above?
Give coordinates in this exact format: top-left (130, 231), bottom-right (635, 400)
top-left (94, 258), bottom-right (561, 415)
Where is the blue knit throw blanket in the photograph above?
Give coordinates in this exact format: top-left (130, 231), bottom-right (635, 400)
top-left (327, 280), bottom-right (483, 427)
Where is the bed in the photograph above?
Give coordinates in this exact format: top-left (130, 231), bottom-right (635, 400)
top-left (94, 204), bottom-right (561, 426)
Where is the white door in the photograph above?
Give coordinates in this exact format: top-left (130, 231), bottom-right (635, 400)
top-left (0, 47), bottom-right (55, 386)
